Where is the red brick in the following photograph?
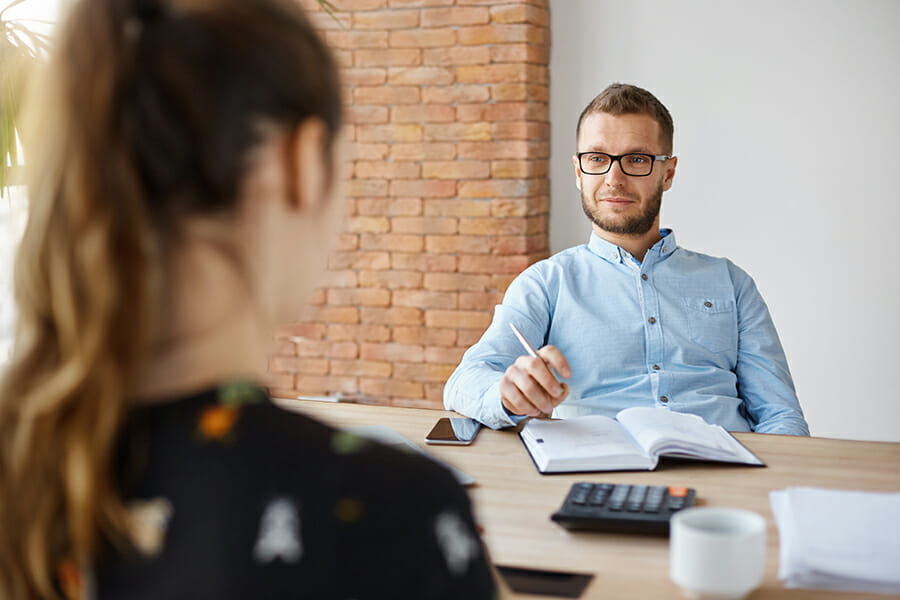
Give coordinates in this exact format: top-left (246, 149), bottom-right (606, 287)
top-left (309, 11), bottom-right (352, 30)
top-left (391, 105), bottom-right (456, 123)
top-left (458, 291), bottom-right (504, 310)
top-left (388, 66), bottom-right (455, 86)
top-left (426, 309), bottom-right (492, 329)
top-left (308, 288), bottom-right (326, 306)
top-left (389, 180), bottom-right (456, 198)
top-left (359, 232), bottom-right (424, 252)
top-left (329, 0), bottom-right (387, 10)
top-left (424, 122), bottom-right (491, 142)
top-left (327, 288), bottom-right (392, 307)
top-left (390, 216), bottom-right (457, 234)
top-left (330, 359), bottom-right (392, 378)
top-left (455, 63), bottom-right (538, 84)
top-left (490, 4), bottom-right (549, 26)
top-left (319, 269), bottom-right (358, 288)
top-left (389, 29), bottom-right (456, 48)
top-left (331, 234), bottom-right (357, 255)
top-left (272, 339), bottom-right (297, 356)
top-left (267, 373), bottom-right (294, 391)
top-left (361, 342), bottom-right (424, 362)
top-left (492, 121), bottom-right (550, 140)
top-left (424, 346), bottom-right (467, 365)
top-left (295, 340), bottom-right (359, 359)
top-left (327, 324), bottom-right (392, 343)
top-left (333, 50), bottom-right (353, 69)
top-left (328, 251), bottom-right (391, 270)
top-left (423, 46), bottom-right (490, 66)
top-left (422, 85), bottom-right (490, 104)
top-left (326, 30), bottom-right (389, 50)
top-left (492, 195), bottom-right (549, 217)
top-left (355, 48), bottom-right (421, 67)
top-left (393, 362), bottom-right (456, 382)
top-left (270, 356), bottom-right (330, 376)
top-left (354, 86), bottom-right (421, 104)
top-left (424, 272), bottom-right (491, 292)
top-left (360, 378), bottom-right (423, 399)
top-left (424, 382), bottom-right (445, 404)
top-left (295, 375), bottom-right (359, 395)
top-left (391, 142), bottom-right (456, 161)
top-left (493, 273), bottom-right (523, 292)
top-left (358, 269), bottom-right (423, 289)
top-left (425, 234), bottom-right (491, 254)
top-left (459, 215), bottom-right (546, 235)
top-left (422, 160), bottom-right (490, 180)
top-left (346, 179), bottom-right (389, 197)
top-left (490, 44), bottom-right (549, 65)
top-left (457, 328), bottom-right (486, 347)
top-left (360, 306), bottom-right (425, 326)
top-left (457, 140), bottom-right (545, 160)
top-left (345, 216), bottom-right (391, 233)
top-left (458, 254), bottom-right (532, 274)
top-left (355, 161), bottom-right (420, 179)
top-left (457, 24), bottom-right (546, 45)
top-left (345, 105), bottom-right (389, 125)
top-left (490, 83), bottom-right (549, 102)
top-left (392, 253), bottom-right (457, 272)
top-left (389, 0), bottom-right (453, 6)
top-left (393, 326), bottom-right (457, 346)
top-left (491, 233), bottom-right (547, 255)
top-left (455, 104), bottom-right (488, 122)
top-left (491, 160), bottom-right (548, 179)
top-left (458, 179), bottom-right (541, 198)
top-left (353, 10), bottom-right (419, 30)
top-left (357, 124), bottom-right (423, 143)
top-left (392, 290), bottom-right (458, 309)
top-left (278, 322), bottom-right (327, 341)
top-left (421, 6), bottom-right (490, 27)
top-left (423, 198), bottom-right (492, 217)
top-left (357, 197), bottom-right (422, 216)
top-left (346, 142), bottom-right (390, 161)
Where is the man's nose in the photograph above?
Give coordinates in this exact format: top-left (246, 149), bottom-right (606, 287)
top-left (605, 158), bottom-right (629, 186)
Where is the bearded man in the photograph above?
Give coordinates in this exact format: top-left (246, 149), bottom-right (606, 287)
top-left (444, 83), bottom-right (809, 436)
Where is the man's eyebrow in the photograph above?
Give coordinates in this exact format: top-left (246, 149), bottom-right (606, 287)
top-left (578, 146), bottom-right (655, 154)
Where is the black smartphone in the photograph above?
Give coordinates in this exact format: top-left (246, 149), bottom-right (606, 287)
top-left (424, 417), bottom-right (482, 445)
top-left (495, 565), bottom-right (594, 598)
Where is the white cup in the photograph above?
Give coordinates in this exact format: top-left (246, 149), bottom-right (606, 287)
top-left (669, 507), bottom-right (766, 600)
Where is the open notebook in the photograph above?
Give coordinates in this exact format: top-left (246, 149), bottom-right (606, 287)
top-left (520, 407), bottom-right (764, 474)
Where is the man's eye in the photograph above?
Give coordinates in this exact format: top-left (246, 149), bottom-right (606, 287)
top-left (626, 155), bottom-right (648, 165)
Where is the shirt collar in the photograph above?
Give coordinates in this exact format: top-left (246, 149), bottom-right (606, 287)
top-left (587, 229), bottom-right (677, 265)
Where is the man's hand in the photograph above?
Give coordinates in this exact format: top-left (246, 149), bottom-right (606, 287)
top-left (499, 345), bottom-right (572, 417)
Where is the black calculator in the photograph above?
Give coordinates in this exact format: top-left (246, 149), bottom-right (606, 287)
top-left (551, 482), bottom-right (696, 535)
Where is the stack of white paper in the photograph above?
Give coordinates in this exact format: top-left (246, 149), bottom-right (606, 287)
top-left (769, 487), bottom-right (900, 594)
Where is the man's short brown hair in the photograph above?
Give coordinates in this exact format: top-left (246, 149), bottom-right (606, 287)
top-left (576, 83), bottom-right (674, 154)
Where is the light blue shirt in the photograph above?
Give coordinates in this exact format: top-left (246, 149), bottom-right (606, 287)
top-left (444, 230), bottom-right (809, 435)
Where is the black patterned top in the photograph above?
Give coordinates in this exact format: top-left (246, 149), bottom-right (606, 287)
top-left (93, 383), bottom-right (497, 599)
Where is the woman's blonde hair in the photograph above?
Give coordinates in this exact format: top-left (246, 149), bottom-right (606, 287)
top-left (0, 0), bottom-right (341, 596)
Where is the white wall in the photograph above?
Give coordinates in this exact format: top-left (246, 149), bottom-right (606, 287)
top-left (550, 0), bottom-right (900, 441)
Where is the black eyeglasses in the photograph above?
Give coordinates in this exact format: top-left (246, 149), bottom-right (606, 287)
top-left (577, 152), bottom-right (671, 177)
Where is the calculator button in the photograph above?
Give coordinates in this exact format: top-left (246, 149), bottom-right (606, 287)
top-left (668, 486), bottom-right (689, 497)
top-left (643, 503), bottom-right (661, 513)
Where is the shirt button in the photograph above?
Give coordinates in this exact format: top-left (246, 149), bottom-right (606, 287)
top-left (660, 396), bottom-right (669, 403)
top-left (641, 274), bottom-right (648, 281)
top-left (704, 301), bottom-right (712, 308)
top-left (652, 364), bottom-right (660, 370)
top-left (648, 317), bottom-right (656, 324)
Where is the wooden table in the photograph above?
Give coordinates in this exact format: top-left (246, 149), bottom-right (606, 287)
top-left (277, 399), bottom-right (900, 599)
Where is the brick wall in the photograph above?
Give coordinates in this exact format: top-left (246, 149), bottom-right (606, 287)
top-left (270, 0), bottom-right (551, 409)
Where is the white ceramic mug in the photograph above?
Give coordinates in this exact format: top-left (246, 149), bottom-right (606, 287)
top-left (669, 507), bottom-right (766, 600)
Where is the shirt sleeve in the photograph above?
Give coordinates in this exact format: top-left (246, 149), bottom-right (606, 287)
top-left (444, 268), bottom-right (553, 429)
top-left (729, 262), bottom-right (810, 436)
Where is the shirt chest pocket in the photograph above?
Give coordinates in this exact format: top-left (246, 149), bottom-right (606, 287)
top-left (682, 296), bottom-right (737, 353)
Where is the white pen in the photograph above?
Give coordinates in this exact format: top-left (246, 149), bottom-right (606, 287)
top-left (509, 322), bottom-right (562, 382)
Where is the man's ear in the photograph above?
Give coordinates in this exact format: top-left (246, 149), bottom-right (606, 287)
top-left (289, 117), bottom-right (330, 213)
top-left (662, 155), bottom-right (678, 192)
top-left (573, 154), bottom-right (582, 191)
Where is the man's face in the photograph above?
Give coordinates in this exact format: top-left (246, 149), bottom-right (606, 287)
top-left (573, 112), bottom-right (677, 237)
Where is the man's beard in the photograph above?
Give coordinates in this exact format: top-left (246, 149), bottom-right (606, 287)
top-left (581, 182), bottom-right (663, 236)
